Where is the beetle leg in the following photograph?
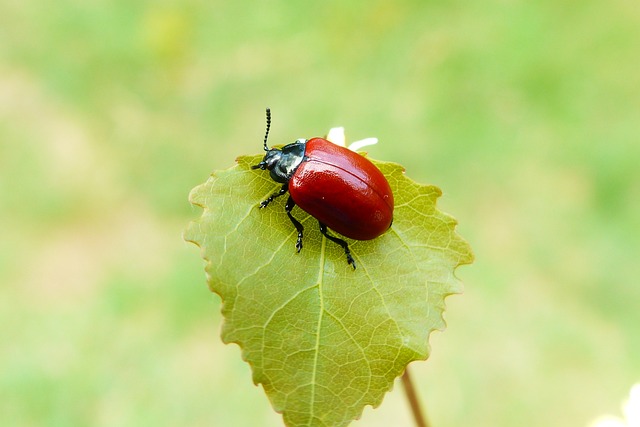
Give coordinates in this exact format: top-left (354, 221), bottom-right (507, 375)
top-left (285, 196), bottom-right (304, 253)
top-left (319, 222), bottom-right (356, 270)
top-left (260, 184), bottom-right (288, 208)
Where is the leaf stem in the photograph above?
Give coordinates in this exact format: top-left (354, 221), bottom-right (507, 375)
top-left (401, 367), bottom-right (430, 427)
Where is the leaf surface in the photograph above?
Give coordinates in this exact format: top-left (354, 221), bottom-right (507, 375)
top-left (184, 154), bottom-right (473, 427)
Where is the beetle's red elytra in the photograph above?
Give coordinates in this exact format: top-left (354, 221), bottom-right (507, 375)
top-left (251, 109), bottom-right (394, 269)
top-left (290, 138), bottom-right (393, 240)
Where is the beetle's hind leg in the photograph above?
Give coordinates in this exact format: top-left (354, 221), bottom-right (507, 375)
top-left (285, 196), bottom-right (304, 252)
top-left (319, 222), bottom-right (356, 269)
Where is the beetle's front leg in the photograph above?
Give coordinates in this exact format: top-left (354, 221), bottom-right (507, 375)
top-left (260, 184), bottom-right (288, 208)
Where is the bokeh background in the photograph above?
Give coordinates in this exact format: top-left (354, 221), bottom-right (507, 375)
top-left (1, 1), bottom-right (639, 426)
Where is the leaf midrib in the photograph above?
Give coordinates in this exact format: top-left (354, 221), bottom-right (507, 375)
top-left (308, 235), bottom-right (327, 424)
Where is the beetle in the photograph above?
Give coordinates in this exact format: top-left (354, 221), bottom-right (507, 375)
top-left (251, 108), bottom-right (394, 269)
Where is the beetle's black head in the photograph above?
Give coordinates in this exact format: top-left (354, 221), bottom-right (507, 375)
top-left (251, 109), bottom-right (306, 183)
top-left (252, 148), bottom-right (282, 172)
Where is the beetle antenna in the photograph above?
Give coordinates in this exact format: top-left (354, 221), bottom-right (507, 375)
top-left (263, 108), bottom-right (271, 151)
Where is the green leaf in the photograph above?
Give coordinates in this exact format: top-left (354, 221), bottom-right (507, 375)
top-left (184, 154), bottom-right (473, 427)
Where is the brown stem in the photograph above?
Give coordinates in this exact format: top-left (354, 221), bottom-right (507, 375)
top-left (401, 367), bottom-right (430, 427)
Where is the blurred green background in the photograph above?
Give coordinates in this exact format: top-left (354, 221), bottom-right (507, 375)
top-left (1, 0), bottom-right (639, 426)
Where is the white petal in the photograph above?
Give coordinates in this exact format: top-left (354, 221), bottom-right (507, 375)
top-left (326, 127), bottom-right (346, 146)
top-left (348, 137), bottom-right (378, 152)
top-left (623, 383), bottom-right (640, 427)
top-left (589, 415), bottom-right (627, 427)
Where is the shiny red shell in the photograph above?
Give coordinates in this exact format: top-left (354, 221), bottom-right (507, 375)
top-left (288, 138), bottom-right (394, 240)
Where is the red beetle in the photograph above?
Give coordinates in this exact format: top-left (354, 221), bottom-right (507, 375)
top-left (252, 108), bottom-right (394, 269)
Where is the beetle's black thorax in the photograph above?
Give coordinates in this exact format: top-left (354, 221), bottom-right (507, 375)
top-left (253, 139), bottom-right (307, 183)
